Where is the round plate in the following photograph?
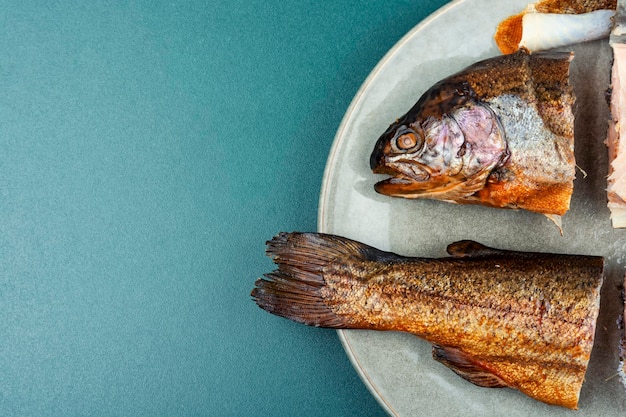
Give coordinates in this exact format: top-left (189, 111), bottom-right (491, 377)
top-left (318, 0), bottom-right (626, 415)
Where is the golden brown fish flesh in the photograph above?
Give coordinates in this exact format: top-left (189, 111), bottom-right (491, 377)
top-left (370, 51), bottom-right (576, 219)
top-left (252, 232), bottom-right (604, 409)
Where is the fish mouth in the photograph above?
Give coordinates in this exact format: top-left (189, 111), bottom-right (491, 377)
top-left (374, 174), bottom-right (481, 200)
top-left (372, 160), bottom-right (435, 197)
top-left (373, 175), bottom-right (442, 197)
top-left (373, 163), bottom-right (488, 200)
top-left (373, 164), bottom-right (443, 197)
top-left (374, 176), bottom-right (424, 197)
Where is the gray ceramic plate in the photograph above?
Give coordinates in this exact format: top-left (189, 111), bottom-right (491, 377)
top-left (318, 0), bottom-right (626, 415)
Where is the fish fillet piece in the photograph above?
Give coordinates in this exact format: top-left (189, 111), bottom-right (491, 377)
top-left (495, 0), bottom-right (616, 54)
top-left (252, 232), bottom-right (604, 409)
top-left (608, 45), bottom-right (626, 227)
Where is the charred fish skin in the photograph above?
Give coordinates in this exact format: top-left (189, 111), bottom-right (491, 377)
top-left (252, 232), bottom-right (604, 409)
top-left (370, 51), bottom-right (575, 216)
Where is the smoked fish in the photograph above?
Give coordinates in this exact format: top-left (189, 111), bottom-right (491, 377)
top-left (607, 5), bottom-right (626, 227)
top-left (494, 0), bottom-right (616, 54)
top-left (252, 232), bottom-right (604, 409)
top-left (370, 51), bottom-right (576, 223)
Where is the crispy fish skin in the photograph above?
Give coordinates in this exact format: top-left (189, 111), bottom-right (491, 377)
top-left (252, 232), bottom-right (604, 409)
top-left (370, 51), bottom-right (575, 216)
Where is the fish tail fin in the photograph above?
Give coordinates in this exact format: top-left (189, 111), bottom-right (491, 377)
top-left (252, 270), bottom-right (346, 327)
top-left (251, 232), bottom-right (395, 328)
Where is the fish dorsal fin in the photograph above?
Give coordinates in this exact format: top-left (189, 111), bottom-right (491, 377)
top-left (432, 345), bottom-right (508, 388)
top-left (446, 240), bottom-right (503, 258)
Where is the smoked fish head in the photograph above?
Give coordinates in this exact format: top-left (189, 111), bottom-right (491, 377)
top-left (370, 80), bottom-right (509, 202)
top-left (370, 50), bottom-right (576, 216)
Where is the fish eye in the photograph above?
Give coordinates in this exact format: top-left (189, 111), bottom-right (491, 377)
top-left (392, 127), bottom-right (423, 152)
top-left (397, 133), bottom-right (417, 149)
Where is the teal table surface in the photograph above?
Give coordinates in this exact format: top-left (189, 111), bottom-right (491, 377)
top-left (0, 1), bottom-right (450, 415)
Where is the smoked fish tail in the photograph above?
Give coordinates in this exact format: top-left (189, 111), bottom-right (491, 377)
top-left (252, 232), bottom-right (604, 409)
top-left (252, 232), bottom-right (401, 328)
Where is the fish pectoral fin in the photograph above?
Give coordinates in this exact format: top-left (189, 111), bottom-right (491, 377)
top-left (446, 240), bottom-right (504, 258)
top-left (544, 213), bottom-right (563, 235)
top-left (432, 345), bottom-right (508, 389)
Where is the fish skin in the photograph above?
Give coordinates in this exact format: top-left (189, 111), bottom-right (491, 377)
top-left (252, 232), bottom-right (604, 409)
top-left (370, 50), bottom-right (575, 216)
top-left (494, 0), bottom-right (616, 54)
top-left (526, 0), bottom-right (615, 14)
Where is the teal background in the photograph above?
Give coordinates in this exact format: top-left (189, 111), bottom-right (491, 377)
top-left (0, 1), bottom-right (448, 415)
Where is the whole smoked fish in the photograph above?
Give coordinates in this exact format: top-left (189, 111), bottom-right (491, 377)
top-left (370, 51), bottom-right (576, 224)
top-left (252, 232), bottom-right (604, 409)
